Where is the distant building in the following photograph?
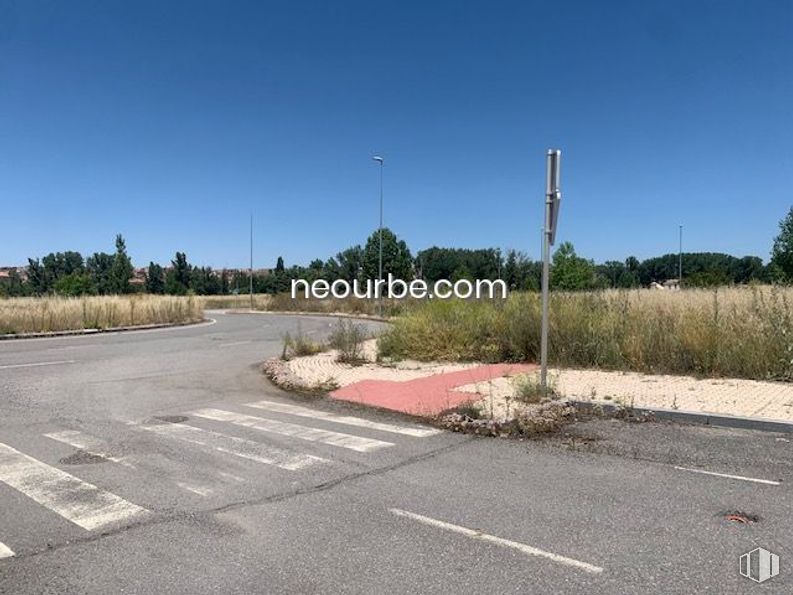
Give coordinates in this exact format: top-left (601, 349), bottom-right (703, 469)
top-left (0, 267), bottom-right (28, 282)
top-left (649, 279), bottom-right (681, 290)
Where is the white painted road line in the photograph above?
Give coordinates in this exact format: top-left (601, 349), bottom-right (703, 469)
top-left (390, 509), bottom-right (603, 574)
top-left (45, 430), bottom-right (215, 497)
top-left (0, 443), bottom-right (147, 531)
top-left (141, 422), bottom-right (327, 471)
top-left (0, 360), bottom-right (75, 370)
top-left (672, 466), bottom-right (781, 486)
top-left (175, 481), bottom-right (213, 496)
top-left (218, 340), bottom-right (252, 348)
top-left (246, 400), bottom-right (442, 438)
top-left (44, 430), bottom-right (134, 468)
top-left (192, 408), bottom-right (394, 452)
top-left (0, 541), bottom-right (14, 560)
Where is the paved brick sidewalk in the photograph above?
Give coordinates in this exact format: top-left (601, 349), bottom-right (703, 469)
top-left (330, 363), bottom-right (535, 416)
top-left (280, 340), bottom-right (793, 421)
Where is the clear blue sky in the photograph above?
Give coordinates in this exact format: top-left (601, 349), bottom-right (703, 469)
top-left (1, 0), bottom-right (790, 268)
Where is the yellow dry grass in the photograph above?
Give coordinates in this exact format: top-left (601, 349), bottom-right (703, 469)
top-left (379, 286), bottom-right (793, 381)
top-left (0, 295), bottom-right (204, 335)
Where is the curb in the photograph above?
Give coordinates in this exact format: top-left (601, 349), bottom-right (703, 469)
top-left (222, 309), bottom-right (392, 323)
top-left (0, 318), bottom-right (213, 341)
top-left (570, 400), bottom-right (793, 434)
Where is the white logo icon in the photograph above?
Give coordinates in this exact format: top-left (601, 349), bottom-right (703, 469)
top-left (739, 547), bottom-right (780, 583)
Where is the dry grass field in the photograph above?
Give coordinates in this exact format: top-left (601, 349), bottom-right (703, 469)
top-left (0, 295), bottom-right (204, 335)
top-left (378, 286), bottom-right (793, 382)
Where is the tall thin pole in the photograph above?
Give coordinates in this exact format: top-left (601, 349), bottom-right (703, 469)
top-left (678, 224), bottom-right (683, 287)
top-left (540, 150), bottom-right (560, 395)
top-left (379, 160), bottom-right (383, 298)
top-left (540, 211), bottom-right (551, 392)
top-left (249, 213), bottom-right (254, 310)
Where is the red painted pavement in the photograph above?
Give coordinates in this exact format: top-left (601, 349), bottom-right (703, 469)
top-left (330, 363), bottom-right (537, 416)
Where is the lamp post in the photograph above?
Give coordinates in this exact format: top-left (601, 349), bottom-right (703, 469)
top-left (678, 224), bottom-right (683, 288)
top-left (372, 155), bottom-right (384, 315)
top-left (249, 213), bottom-right (254, 310)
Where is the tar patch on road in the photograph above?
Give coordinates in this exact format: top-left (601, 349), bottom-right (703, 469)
top-left (59, 450), bottom-right (107, 465)
top-left (151, 415), bottom-right (189, 424)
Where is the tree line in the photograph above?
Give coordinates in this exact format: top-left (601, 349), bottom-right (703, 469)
top-left (3, 206), bottom-right (793, 297)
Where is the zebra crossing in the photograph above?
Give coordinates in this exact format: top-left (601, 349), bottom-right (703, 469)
top-left (0, 399), bottom-right (442, 560)
top-left (0, 442), bottom-right (148, 531)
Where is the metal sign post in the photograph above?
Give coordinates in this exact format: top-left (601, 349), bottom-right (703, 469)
top-left (540, 149), bottom-right (561, 394)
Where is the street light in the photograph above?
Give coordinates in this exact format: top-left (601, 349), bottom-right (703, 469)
top-left (678, 224), bottom-right (683, 287)
top-left (372, 155), bottom-right (384, 315)
top-left (249, 213), bottom-right (254, 310)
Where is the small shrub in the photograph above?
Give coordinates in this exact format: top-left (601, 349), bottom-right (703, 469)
top-left (281, 322), bottom-right (324, 360)
top-left (513, 373), bottom-right (557, 404)
top-left (454, 403), bottom-right (482, 419)
top-left (328, 319), bottom-right (368, 364)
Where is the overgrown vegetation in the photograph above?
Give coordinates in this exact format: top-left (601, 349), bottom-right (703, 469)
top-left (281, 323), bottom-right (325, 360)
top-left (378, 286), bottom-right (793, 382)
top-left (328, 319), bottom-right (369, 364)
top-left (513, 372), bottom-right (557, 404)
top-left (0, 295), bottom-right (203, 335)
top-left (440, 401), bottom-right (575, 437)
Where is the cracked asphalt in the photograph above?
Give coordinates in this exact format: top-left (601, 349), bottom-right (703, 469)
top-left (0, 312), bottom-right (791, 594)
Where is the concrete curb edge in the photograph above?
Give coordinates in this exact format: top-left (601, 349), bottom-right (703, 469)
top-left (570, 400), bottom-right (793, 434)
top-left (0, 318), bottom-right (213, 341)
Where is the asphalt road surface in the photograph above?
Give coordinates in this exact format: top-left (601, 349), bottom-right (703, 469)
top-left (0, 312), bottom-right (791, 594)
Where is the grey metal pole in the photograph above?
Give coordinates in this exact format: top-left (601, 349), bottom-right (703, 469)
top-left (540, 149), bottom-right (560, 395)
top-left (540, 204), bottom-right (551, 392)
top-left (678, 224), bottom-right (683, 287)
top-left (249, 213), bottom-right (254, 310)
top-left (379, 160), bottom-right (383, 286)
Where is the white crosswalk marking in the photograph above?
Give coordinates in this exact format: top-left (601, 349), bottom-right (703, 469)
top-left (245, 400), bottom-right (442, 437)
top-left (140, 421), bottom-right (326, 470)
top-left (0, 443), bottom-right (147, 531)
top-left (44, 430), bottom-right (134, 468)
top-left (191, 408), bottom-right (394, 452)
top-left (0, 541), bottom-right (14, 559)
top-left (44, 430), bottom-right (214, 497)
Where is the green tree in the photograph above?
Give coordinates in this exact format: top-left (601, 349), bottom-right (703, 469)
top-left (110, 234), bottom-right (133, 294)
top-left (26, 258), bottom-right (49, 294)
top-left (275, 256), bottom-right (285, 272)
top-left (145, 262), bottom-right (165, 294)
top-left (363, 228), bottom-right (413, 281)
top-left (86, 252), bottom-right (114, 294)
top-left (551, 242), bottom-right (597, 290)
top-left (165, 252), bottom-right (191, 295)
top-left (54, 273), bottom-right (96, 296)
top-left (42, 251), bottom-right (84, 282)
top-left (189, 266), bottom-right (222, 295)
top-left (771, 207), bottom-right (793, 282)
top-left (324, 246), bottom-right (364, 283)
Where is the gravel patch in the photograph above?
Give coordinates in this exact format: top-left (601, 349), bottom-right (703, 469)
top-left (457, 369), bottom-right (793, 422)
top-left (280, 339), bottom-right (478, 390)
